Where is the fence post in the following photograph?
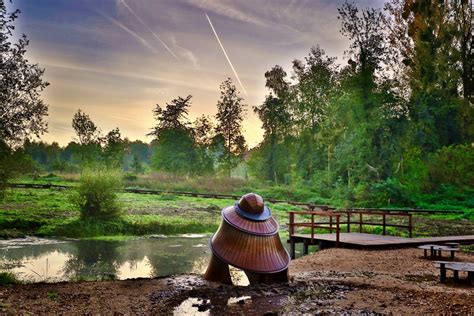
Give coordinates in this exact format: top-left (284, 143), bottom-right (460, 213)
top-left (289, 212), bottom-right (294, 237)
top-left (359, 213), bottom-right (363, 233)
top-left (409, 213), bottom-right (413, 238)
top-left (347, 212), bottom-right (351, 233)
top-left (336, 215), bottom-right (340, 247)
top-left (383, 213), bottom-right (386, 235)
top-left (329, 215), bottom-right (333, 233)
top-left (311, 214), bottom-right (314, 243)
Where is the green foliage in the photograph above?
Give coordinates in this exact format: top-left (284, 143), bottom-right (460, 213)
top-left (0, 272), bottom-right (20, 285)
top-left (0, 2), bottom-right (49, 146)
top-left (71, 169), bottom-right (123, 221)
top-left (426, 144), bottom-right (474, 190)
top-left (215, 78), bottom-right (247, 177)
top-left (151, 129), bottom-right (197, 175)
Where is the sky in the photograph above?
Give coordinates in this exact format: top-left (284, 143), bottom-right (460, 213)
top-left (8, 0), bottom-right (384, 147)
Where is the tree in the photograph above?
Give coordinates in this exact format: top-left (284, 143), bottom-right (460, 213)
top-left (0, 1), bottom-right (49, 147)
top-left (291, 46), bottom-right (338, 179)
top-left (215, 78), bottom-right (247, 177)
top-left (254, 65), bottom-right (293, 182)
top-left (149, 95), bottom-right (197, 174)
top-left (72, 109), bottom-right (101, 145)
top-left (102, 128), bottom-right (124, 168)
top-left (264, 65), bottom-right (290, 99)
top-left (71, 109), bottom-right (102, 168)
top-left (192, 115), bottom-right (215, 174)
top-left (131, 154), bottom-right (144, 174)
top-left (148, 95), bottom-right (192, 139)
top-left (397, 0), bottom-right (472, 149)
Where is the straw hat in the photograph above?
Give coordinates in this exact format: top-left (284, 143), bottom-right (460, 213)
top-left (209, 193), bottom-right (290, 274)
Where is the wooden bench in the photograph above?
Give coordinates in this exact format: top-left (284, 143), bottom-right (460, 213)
top-left (418, 244), bottom-right (459, 260)
top-left (434, 261), bottom-right (474, 285)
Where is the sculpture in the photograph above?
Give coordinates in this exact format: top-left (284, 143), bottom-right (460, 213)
top-left (204, 193), bottom-right (290, 284)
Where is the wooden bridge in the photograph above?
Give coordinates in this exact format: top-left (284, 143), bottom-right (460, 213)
top-left (287, 210), bottom-right (474, 259)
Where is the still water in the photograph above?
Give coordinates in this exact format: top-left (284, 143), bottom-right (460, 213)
top-left (0, 235), bottom-right (212, 282)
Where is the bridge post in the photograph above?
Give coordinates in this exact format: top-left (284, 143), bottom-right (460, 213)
top-left (290, 237), bottom-right (296, 259)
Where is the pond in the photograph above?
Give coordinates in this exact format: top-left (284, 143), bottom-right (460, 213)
top-left (0, 235), bottom-right (212, 283)
top-left (0, 235), bottom-right (293, 284)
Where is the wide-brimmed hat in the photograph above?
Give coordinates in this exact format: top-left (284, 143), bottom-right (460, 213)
top-left (222, 193), bottom-right (278, 235)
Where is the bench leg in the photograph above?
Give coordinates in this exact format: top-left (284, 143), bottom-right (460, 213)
top-left (430, 246), bottom-right (434, 257)
top-left (424, 249), bottom-right (427, 258)
top-left (440, 263), bottom-right (446, 283)
top-left (450, 251), bottom-right (454, 260)
top-left (453, 270), bottom-right (459, 283)
top-left (468, 272), bottom-right (474, 286)
top-left (303, 240), bottom-right (309, 255)
top-left (290, 238), bottom-right (296, 260)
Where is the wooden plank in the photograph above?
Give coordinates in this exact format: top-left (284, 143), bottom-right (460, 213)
top-left (290, 233), bottom-right (474, 248)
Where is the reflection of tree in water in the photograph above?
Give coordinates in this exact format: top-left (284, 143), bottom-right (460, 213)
top-left (1, 237), bottom-right (211, 281)
top-left (0, 242), bottom-right (74, 270)
top-left (62, 240), bottom-right (124, 280)
top-left (118, 238), bottom-right (210, 277)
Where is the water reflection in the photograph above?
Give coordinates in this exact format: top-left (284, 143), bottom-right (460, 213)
top-left (0, 236), bottom-right (211, 282)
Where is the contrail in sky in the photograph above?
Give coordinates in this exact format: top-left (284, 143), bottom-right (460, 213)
top-left (119, 0), bottom-right (178, 59)
top-left (98, 11), bottom-right (157, 54)
top-left (206, 13), bottom-right (248, 96)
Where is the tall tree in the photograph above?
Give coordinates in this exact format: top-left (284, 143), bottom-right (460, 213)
top-left (0, 1), bottom-right (49, 147)
top-left (399, 0), bottom-right (471, 149)
top-left (148, 95), bottom-right (192, 139)
top-left (102, 128), bottom-right (124, 168)
top-left (292, 46), bottom-right (338, 179)
top-left (215, 78), bottom-right (247, 177)
top-left (254, 65), bottom-right (293, 182)
top-left (71, 109), bottom-right (101, 168)
top-left (149, 95), bottom-right (196, 174)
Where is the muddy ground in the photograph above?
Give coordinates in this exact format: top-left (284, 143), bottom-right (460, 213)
top-left (1, 248), bottom-right (473, 315)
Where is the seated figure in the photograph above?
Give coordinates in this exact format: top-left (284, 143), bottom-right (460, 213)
top-left (204, 193), bottom-right (290, 285)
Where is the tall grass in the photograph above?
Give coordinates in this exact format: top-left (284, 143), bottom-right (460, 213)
top-left (124, 172), bottom-right (249, 194)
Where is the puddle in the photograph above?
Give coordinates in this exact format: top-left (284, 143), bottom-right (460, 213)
top-left (227, 296), bottom-right (251, 305)
top-left (174, 297), bottom-right (211, 315)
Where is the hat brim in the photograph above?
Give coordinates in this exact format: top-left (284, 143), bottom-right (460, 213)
top-left (234, 202), bottom-right (271, 221)
top-left (222, 206), bottom-right (278, 235)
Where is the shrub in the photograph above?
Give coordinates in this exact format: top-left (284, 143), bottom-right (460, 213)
top-left (71, 168), bottom-right (123, 221)
top-left (0, 272), bottom-right (20, 285)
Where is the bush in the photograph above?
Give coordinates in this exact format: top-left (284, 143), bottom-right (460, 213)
top-left (0, 272), bottom-right (20, 285)
top-left (71, 168), bottom-right (123, 220)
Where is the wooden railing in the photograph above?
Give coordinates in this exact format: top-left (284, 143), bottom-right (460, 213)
top-left (340, 211), bottom-right (413, 237)
top-left (288, 211), bottom-right (341, 246)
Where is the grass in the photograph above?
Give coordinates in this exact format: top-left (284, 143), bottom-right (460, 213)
top-left (0, 272), bottom-right (20, 285)
top-left (0, 186), bottom-right (300, 238)
top-left (1, 174), bottom-right (472, 239)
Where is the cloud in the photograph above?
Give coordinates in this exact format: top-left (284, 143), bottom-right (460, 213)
top-left (117, 0), bottom-right (178, 59)
top-left (187, 0), bottom-right (267, 26)
top-left (96, 10), bottom-right (158, 54)
top-left (43, 61), bottom-right (217, 92)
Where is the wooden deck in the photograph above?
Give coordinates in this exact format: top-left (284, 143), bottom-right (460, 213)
top-left (288, 233), bottom-right (474, 258)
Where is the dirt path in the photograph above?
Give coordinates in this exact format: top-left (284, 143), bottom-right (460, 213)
top-left (1, 248), bottom-right (473, 314)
